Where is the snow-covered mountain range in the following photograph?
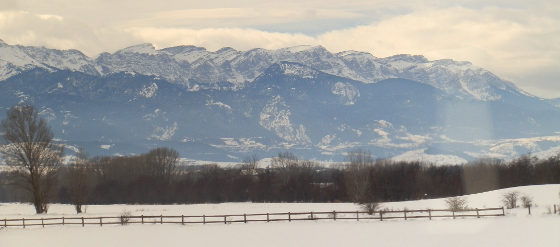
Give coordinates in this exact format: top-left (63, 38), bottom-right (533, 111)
top-left (1, 39), bottom-right (559, 163)
top-left (1, 40), bottom-right (524, 100)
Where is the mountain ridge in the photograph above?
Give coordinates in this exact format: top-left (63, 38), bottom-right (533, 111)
top-left (1, 41), bottom-right (559, 163)
top-left (0, 41), bottom-right (526, 101)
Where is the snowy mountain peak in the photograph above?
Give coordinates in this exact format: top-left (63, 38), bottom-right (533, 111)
top-left (336, 50), bottom-right (375, 58)
top-left (210, 47), bottom-right (242, 64)
top-left (270, 62), bottom-right (320, 79)
top-left (385, 54), bottom-right (429, 63)
top-left (160, 45), bottom-right (207, 56)
top-left (0, 42), bottom-right (532, 101)
top-left (117, 43), bottom-right (158, 55)
top-left (280, 45), bottom-right (317, 53)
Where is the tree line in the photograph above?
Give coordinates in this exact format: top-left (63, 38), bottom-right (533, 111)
top-left (1, 105), bottom-right (560, 214)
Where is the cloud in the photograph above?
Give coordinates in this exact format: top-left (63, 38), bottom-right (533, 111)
top-left (0, 2), bottom-right (559, 98)
top-left (126, 27), bottom-right (317, 52)
top-left (124, 7), bottom-right (560, 97)
top-left (318, 7), bottom-right (560, 97)
top-left (0, 10), bottom-right (141, 55)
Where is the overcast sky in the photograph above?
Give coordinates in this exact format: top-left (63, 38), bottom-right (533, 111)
top-left (1, 0), bottom-right (559, 98)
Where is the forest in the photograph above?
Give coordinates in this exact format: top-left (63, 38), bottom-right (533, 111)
top-left (1, 148), bottom-right (559, 207)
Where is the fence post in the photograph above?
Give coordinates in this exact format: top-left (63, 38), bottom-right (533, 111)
top-left (310, 212), bottom-right (314, 220)
top-left (502, 207), bottom-right (505, 216)
top-left (428, 209), bottom-right (432, 220)
top-left (333, 211), bottom-right (336, 221)
top-left (554, 205), bottom-right (557, 214)
top-left (476, 208), bottom-right (480, 218)
top-left (4, 218), bottom-right (6, 228)
top-left (203, 215), bottom-right (206, 224)
top-left (244, 214), bottom-right (247, 223)
top-left (62, 217), bottom-right (65, 226)
top-left (22, 218), bottom-right (25, 229)
top-left (160, 215), bottom-right (163, 224)
top-left (100, 217), bottom-right (103, 227)
top-left (267, 213), bottom-right (269, 223)
top-left (380, 211), bottom-right (383, 221)
top-left (82, 217), bottom-right (84, 227)
top-left (528, 206), bottom-right (531, 215)
top-left (224, 216), bottom-right (227, 224)
top-left (356, 211), bottom-right (359, 221)
top-left (182, 215), bottom-right (184, 225)
top-left (452, 210), bottom-right (456, 219)
top-left (42, 218), bottom-right (44, 228)
top-left (404, 210), bottom-right (407, 220)
top-left (288, 212), bottom-right (291, 222)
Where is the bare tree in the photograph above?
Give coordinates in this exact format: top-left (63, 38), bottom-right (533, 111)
top-left (0, 105), bottom-right (63, 213)
top-left (67, 149), bottom-right (93, 213)
top-left (271, 152), bottom-right (299, 169)
top-left (241, 154), bottom-right (259, 175)
top-left (145, 147), bottom-right (178, 183)
top-left (520, 194), bottom-right (533, 208)
top-left (360, 202), bottom-right (382, 215)
top-left (344, 149), bottom-right (373, 203)
top-left (502, 191), bottom-right (520, 209)
top-left (271, 152), bottom-right (300, 185)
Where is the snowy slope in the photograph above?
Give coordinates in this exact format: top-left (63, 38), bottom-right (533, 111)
top-left (391, 149), bottom-right (468, 165)
top-left (0, 40), bottom-right (99, 80)
top-left (1, 184), bottom-right (558, 217)
top-left (1, 185), bottom-right (559, 247)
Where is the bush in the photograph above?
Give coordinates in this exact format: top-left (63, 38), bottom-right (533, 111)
top-left (359, 202), bottom-right (382, 215)
top-left (520, 195), bottom-right (533, 208)
top-left (120, 210), bottom-right (132, 225)
top-left (502, 191), bottom-right (520, 209)
top-left (445, 197), bottom-right (468, 211)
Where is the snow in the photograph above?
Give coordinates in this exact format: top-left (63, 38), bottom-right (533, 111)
top-left (392, 149), bottom-right (468, 165)
top-left (0, 184), bottom-right (556, 218)
top-left (210, 138), bottom-right (267, 152)
top-left (117, 43), bottom-right (158, 55)
top-left (99, 144), bottom-right (112, 150)
top-left (0, 185), bottom-right (558, 247)
top-left (137, 82), bottom-right (158, 98)
top-left (470, 135), bottom-right (560, 160)
top-left (0, 42), bottom-right (527, 103)
top-left (170, 47), bottom-right (210, 64)
top-left (280, 45), bottom-right (315, 53)
top-left (207, 47), bottom-right (242, 65)
top-left (0, 217), bottom-right (557, 247)
top-left (259, 95), bottom-right (311, 144)
top-left (278, 62), bottom-right (318, 78)
top-left (331, 82), bottom-right (360, 105)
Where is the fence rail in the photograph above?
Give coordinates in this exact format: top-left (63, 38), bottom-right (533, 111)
top-left (1, 207), bottom-right (505, 229)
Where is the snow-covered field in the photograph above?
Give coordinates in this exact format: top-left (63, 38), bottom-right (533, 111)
top-left (1, 184), bottom-right (559, 247)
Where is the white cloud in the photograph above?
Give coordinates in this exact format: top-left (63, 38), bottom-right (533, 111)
top-left (126, 27), bottom-right (317, 52)
top-left (126, 6), bottom-right (560, 97)
top-left (127, 8), bottom-right (364, 28)
top-left (0, 10), bottom-right (142, 55)
top-left (316, 7), bottom-right (560, 98)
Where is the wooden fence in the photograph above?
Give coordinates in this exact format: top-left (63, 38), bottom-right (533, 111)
top-left (1, 207), bottom-right (505, 229)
